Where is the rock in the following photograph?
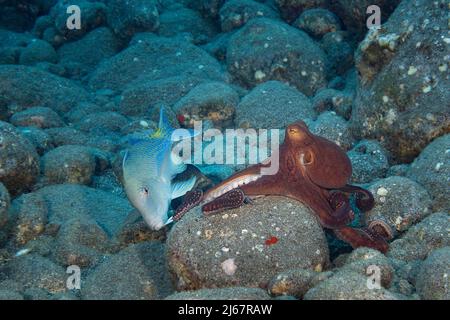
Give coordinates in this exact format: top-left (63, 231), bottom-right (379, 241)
top-left (294, 8), bottom-right (341, 39)
top-left (52, 215), bottom-right (110, 268)
top-left (416, 247), bottom-right (450, 300)
top-left (89, 34), bottom-right (226, 91)
top-left (23, 287), bottom-right (51, 300)
top-left (106, 0), bottom-right (159, 39)
top-left (320, 31), bottom-right (355, 76)
top-left (0, 121), bottom-right (39, 196)
top-left (388, 258), bottom-right (420, 297)
top-left (18, 39), bottom-right (57, 66)
top-left (91, 170), bottom-right (124, 197)
top-left (309, 111), bottom-right (355, 151)
top-left (28, 184), bottom-right (131, 237)
top-left (304, 269), bottom-right (402, 300)
top-left (45, 127), bottom-right (89, 147)
top-left (17, 127), bottom-right (54, 156)
top-left (0, 254), bottom-right (67, 294)
top-left (9, 192), bottom-right (48, 245)
top-left (387, 164), bottom-right (409, 177)
top-left (74, 112), bottom-right (129, 134)
top-left (51, 0), bottom-right (107, 42)
top-left (64, 102), bottom-right (107, 124)
top-left (330, 0), bottom-right (400, 38)
top-left (227, 18), bottom-right (328, 96)
top-left (0, 46), bottom-right (20, 65)
top-left (166, 287), bottom-right (272, 300)
top-left (340, 248), bottom-right (394, 288)
top-left (275, 0), bottom-right (328, 22)
top-left (41, 145), bottom-right (96, 185)
top-left (0, 65), bottom-right (91, 115)
top-left (268, 269), bottom-right (333, 298)
top-left (34, 61), bottom-right (67, 77)
top-left (179, 0), bottom-right (225, 19)
top-left (236, 81), bottom-right (314, 129)
top-left (350, 0), bottom-right (450, 162)
top-left (82, 241), bottom-right (173, 299)
top-left (119, 76), bottom-right (207, 117)
top-left (0, 290), bottom-right (24, 300)
top-left (32, 15), bottom-right (54, 38)
top-left (173, 82), bottom-right (239, 128)
top-left (219, 0), bottom-right (279, 32)
top-left (158, 7), bottom-right (217, 44)
top-left (0, 183), bottom-right (10, 230)
top-left (312, 88), bottom-right (353, 120)
top-left (41, 27), bottom-right (64, 47)
top-left (227, 18), bottom-right (327, 96)
top-left (0, 1), bottom-right (40, 31)
top-left (0, 279), bottom-right (23, 292)
top-left (347, 140), bottom-right (389, 183)
top-left (365, 176), bottom-right (432, 237)
top-left (114, 209), bottom-right (167, 248)
top-left (407, 134), bottom-right (450, 212)
top-left (204, 32), bottom-right (233, 62)
top-left (167, 196), bottom-right (329, 290)
top-left (57, 27), bottom-right (120, 75)
top-left (10, 106), bottom-right (65, 129)
top-left (388, 212), bottom-right (450, 262)
top-left (22, 235), bottom-right (55, 258)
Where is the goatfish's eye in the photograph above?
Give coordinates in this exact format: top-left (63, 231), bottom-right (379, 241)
top-left (140, 187), bottom-right (150, 197)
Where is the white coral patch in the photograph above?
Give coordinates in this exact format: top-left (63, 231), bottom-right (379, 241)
top-left (221, 258), bottom-right (237, 276)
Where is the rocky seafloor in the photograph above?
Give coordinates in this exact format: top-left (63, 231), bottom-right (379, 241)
top-left (0, 0), bottom-right (449, 300)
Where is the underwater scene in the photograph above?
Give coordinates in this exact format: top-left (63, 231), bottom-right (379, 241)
top-left (0, 0), bottom-right (448, 302)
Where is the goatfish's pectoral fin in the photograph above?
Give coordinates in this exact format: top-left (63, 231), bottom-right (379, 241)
top-left (171, 176), bottom-right (197, 200)
top-left (165, 216), bottom-right (174, 226)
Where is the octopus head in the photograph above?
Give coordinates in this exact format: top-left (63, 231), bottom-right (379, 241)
top-left (285, 121), bottom-right (314, 147)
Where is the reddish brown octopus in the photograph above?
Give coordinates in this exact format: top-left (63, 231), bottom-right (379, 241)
top-left (174, 121), bottom-right (393, 253)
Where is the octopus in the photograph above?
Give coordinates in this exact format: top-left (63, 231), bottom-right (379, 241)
top-left (174, 121), bottom-right (393, 253)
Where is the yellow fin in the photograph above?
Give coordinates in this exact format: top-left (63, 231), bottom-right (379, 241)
top-left (150, 128), bottom-right (164, 139)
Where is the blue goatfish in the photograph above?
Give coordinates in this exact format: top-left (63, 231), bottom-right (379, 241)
top-left (122, 108), bottom-right (197, 230)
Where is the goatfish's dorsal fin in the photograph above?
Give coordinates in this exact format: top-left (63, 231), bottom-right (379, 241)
top-left (148, 107), bottom-right (173, 139)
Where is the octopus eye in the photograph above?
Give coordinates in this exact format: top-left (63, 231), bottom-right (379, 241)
top-left (300, 151), bottom-right (313, 165)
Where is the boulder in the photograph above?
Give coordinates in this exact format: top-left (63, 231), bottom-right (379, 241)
top-left (10, 106), bottom-right (65, 129)
top-left (350, 0), bottom-right (450, 162)
top-left (416, 247), bottom-right (450, 300)
top-left (89, 34), bottom-right (226, 91)
top-left (388, 212), bottom-right (450, 262)
top-left (0, 121), bottom-right (39, 196)
top-left (365, 176), bottom-right (432, 237)
top-left (167, 196), bottom-right (329, 290)
top-left (407, 134), bottom-right (450, 212)
top-left (235, 80), bottom-right (315, 129)
top-left (293, 8), bottom-right (341, 39)
top-left (347, 140), bottom-right (389, 183)
top-left (0, 65), bottom-right (91, 115)
top-left (219, 0), bottom-right (279, 32)
top-left (227, 18), bottom-right (328, 96)
top-left (82, 241), bottom-right (173, 299)
top-left (173, 82), bottom-right (239, 128)
top-left (106, 0), bottom-right (159, 39)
